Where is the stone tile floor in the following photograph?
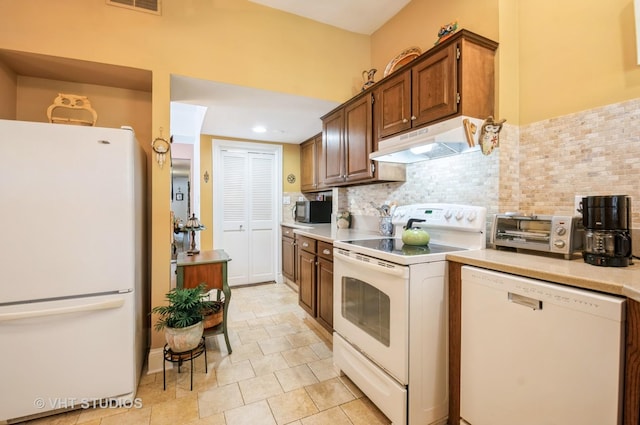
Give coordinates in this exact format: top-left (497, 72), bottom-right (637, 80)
top-left (21, 283), bottom-right (391, 425)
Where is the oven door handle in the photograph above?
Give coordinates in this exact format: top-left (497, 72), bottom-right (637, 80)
top-left (334, 250), bottom-right (408, 277)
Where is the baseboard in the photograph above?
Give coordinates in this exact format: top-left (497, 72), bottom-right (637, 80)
top-left (283, 277), bottom-right (298, 293)
top-left (146, 347), bottom-right (171, 374)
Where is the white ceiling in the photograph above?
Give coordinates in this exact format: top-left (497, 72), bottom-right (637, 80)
top-left (170, 0), bottom-right (409, 145)
top-left (170, 76), bottom-right (340, 144)
top-left (248, 0), bottom-right (410, 35)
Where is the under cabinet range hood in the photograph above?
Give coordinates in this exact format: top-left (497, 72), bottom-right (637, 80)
top-left (370, 116), bottom-right (484, 163)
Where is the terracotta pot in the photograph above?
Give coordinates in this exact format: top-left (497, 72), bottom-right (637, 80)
top-left (164, 321), bottom-right (203, 352)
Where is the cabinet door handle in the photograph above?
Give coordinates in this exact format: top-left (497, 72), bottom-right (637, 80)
top-left (323, 249), bottom-right (331, 255)
top-left (402, 118), bottom-right (408, 123)
top-left (302, 242), bottom-right (309, 248)
top-left (411, 115), bottom-right (416, 120)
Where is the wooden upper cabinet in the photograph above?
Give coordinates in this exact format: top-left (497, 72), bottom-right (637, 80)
top-left (321, 94), bottom-right (377, 186)
top-left (322, 108), bottom-right (345, 186)
top-left (412, 43), bottom-right (457, 127)
top-left (343, 94), bottom-right (374, 183)
top-left (374, 30), bottom-right (498, 140)
top-left (300, 133), bottom-right (321, 192)
top-left (321, 92), bottom-right (406, 188)
top-left (375, 69), bottom-right (412, 139)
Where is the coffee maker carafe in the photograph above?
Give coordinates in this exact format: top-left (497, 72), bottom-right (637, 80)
top-left (581, 195), bottom-right (632, 267)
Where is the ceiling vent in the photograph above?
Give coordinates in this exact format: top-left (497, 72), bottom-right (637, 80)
top-left (107, 0), bottom-right (161, 15)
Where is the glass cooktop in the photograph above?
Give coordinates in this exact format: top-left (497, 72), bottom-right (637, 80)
top-left (341, 238), bottom-right (464, 256)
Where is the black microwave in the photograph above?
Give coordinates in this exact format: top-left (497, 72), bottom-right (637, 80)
top-left (295, 201), bottom-right (332, 223)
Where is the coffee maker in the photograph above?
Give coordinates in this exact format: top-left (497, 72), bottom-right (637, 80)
top-left (581, 195), bottom-right (632, 267)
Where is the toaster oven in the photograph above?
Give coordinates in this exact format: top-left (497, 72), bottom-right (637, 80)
top-left (491, 214), bottom-right (584, 259)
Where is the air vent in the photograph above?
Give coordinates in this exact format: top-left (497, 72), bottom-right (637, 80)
top-left (107, 0), bottom-right (161, 15)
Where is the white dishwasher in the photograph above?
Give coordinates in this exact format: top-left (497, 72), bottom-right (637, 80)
top-left (460, 266), bottom-right (626, 425)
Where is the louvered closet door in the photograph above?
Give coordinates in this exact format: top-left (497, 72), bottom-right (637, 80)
top-left (221, 151), bottom-right (249, 285)
top-left (220, 150), bottom-right (276, 286)
top-left (248, 153), bottom-right (276, 283)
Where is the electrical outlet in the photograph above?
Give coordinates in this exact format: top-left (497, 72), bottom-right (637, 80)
top-left (298, 196), bottom-right (305, 202)
top-left (283, 196), bottom-right (290, 205)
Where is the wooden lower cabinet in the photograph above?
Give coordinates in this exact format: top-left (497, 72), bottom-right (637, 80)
top-left (316, 242), bottom-right (334, 333)
top-left (281, 226), bottom-right (296, 283)
top-left (295, 235), bottom-right (334, 333)
top-left (297, 248), bottom-right (316, 316)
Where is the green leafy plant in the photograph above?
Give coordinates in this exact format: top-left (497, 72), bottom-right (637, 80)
top-left (151, 283), bottom-right (218, 331)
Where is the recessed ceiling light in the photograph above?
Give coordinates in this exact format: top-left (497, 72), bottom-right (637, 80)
top-left (252, 126), bottom-right (267, 133)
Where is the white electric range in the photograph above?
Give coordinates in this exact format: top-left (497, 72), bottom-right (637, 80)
top-left (332, 203), bottom-right (487, 425)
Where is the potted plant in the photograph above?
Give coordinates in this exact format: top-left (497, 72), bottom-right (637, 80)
top-left (151, 283), bottom-right (217, 352)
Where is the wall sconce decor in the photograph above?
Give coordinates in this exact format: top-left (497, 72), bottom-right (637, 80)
top-left (203, 171), bottom-right (210, 183)
top-left (184, 214), bottom-right (206, 255)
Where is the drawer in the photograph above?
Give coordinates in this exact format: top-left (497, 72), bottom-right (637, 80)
top-left (282, 226), bottom-right (295, 238)
top-left (317, 241), bottom-right (333, 261)
top-left (297, 235), bottom-right (317, 253)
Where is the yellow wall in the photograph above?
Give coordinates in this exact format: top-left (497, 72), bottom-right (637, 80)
top-left (283, 143), bottom-right (302, 193)
top-left (199, 134), bottom-right (214, 251)
top-left (15, 76), bottom-right (151, 143)
top-left (517, 0), bottom-right (640, 124)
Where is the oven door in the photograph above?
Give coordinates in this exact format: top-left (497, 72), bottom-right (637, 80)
top-left (333, 248), bottom-right (410, 384)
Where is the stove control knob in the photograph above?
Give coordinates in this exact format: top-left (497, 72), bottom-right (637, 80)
top-left (466, 211), bottom-right (477, 221)
top-left (455, 210), bottom-right (464, 221)
top-left (554, 240), bottom-right (566, 248)
top-left (556, 226), bottom-right (567, 236)
top-left (444, 209), bottom-right (453, 220)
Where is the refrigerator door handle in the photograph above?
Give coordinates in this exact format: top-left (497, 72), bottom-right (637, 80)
top-left (0, 298), bottom-right (125, 322)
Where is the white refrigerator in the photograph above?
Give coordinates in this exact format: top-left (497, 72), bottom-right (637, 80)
top-left (0, 119), bottom-right (148, 422)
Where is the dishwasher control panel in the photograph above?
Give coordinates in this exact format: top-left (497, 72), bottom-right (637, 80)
top-left (461, 266), bottom-right (625, 320)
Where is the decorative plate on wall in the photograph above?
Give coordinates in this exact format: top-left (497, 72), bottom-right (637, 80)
top-left (383, 46), bottom-right (423, 77)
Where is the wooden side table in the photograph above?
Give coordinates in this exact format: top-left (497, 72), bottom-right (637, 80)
top-left (176, 250), bottom-right (232, 353)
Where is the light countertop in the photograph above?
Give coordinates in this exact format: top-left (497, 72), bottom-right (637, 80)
top-left (446, 249), bottom-right (640, 302)
top-left (282, 221), bottom-right (640, 302)
top-left (281, 222), bottom-right (380, 244)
